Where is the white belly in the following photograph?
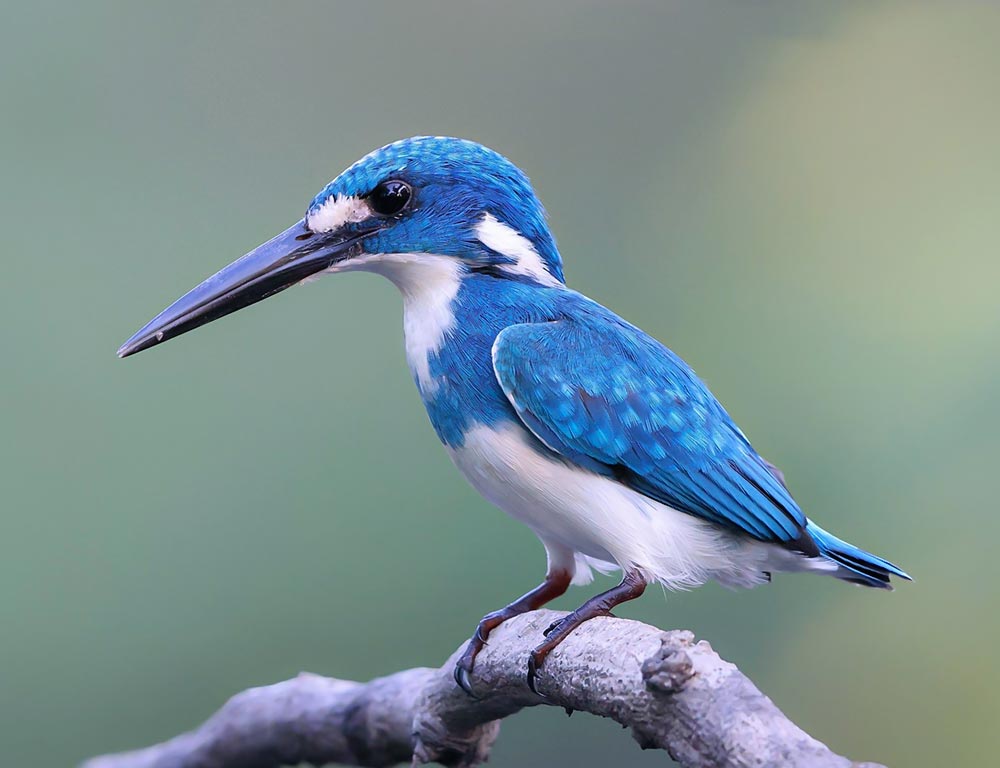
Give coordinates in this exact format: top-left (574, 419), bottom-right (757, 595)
top-left (448, 422), bottom-right (783, 590)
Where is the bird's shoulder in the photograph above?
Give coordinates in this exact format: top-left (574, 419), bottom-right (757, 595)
top-left (493, 292), bottom-right (739, 472)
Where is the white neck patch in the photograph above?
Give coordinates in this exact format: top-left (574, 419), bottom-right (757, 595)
top-left (326, 253), bottom-right (462, 393)
top-left (307, 194), bottom-right (371, 233)
top-left (474, 213), bottom-right (561, 286)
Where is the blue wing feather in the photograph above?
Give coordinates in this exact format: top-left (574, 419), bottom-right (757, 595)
top-left (492, 318), bottom-right (813, 549)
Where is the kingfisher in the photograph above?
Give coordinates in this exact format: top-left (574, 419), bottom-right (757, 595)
top-left (119, 137), bottom-right (909, 694)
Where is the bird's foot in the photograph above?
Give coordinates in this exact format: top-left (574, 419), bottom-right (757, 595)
top-left (527, 617), bottom-right (589, 694)
top-left (452, 571), bottom-right (575, 695)
top-left (529, 571), bottom-right (647, 694)
top-left (529, 608), bottom-right (620, 693)
top-left (453, 609), bottom-right (513, 696)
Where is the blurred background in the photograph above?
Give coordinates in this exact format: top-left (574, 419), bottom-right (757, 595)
top-left (2, 2), bottom-right (998, 766)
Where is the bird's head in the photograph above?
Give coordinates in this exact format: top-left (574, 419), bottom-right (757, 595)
top-left (118, 137), bottom-right (563, 358)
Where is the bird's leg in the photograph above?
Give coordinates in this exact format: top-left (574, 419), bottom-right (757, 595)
top-left (454, 567), bottom-right (572, 695)
top-left (526, 569), bottom-right (647, 694)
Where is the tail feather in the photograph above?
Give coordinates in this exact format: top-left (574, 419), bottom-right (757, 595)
top-left (807, 522), bottom-right (911, 590)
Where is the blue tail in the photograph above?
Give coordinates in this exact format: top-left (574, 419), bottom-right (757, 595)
top-left (807, 522), bottom-right (911, 589)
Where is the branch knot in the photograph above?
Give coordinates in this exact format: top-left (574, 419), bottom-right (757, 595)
top-left (642, 630), bottom-right (696, 695)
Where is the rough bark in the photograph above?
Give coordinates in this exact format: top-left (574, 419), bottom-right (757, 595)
top-left (83, 610), bottom-right (883, 768)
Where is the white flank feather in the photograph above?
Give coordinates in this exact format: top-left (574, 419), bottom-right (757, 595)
top-left (449, 422), bottom-right (827, 589)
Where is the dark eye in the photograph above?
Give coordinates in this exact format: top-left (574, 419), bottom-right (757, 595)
top-left (369, 180), bottom-right (412, 216)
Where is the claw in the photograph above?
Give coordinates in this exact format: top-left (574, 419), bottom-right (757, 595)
top-left (454, 661), bottom-right (476, 696)
top-left (453, 638), bottom-right (481, 697)
top-left (543, 618), bottom-right (564, 637)
top-left (526, 651), bottom-right (546, 696)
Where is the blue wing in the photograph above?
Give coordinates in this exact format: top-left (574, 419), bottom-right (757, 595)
top-left (492, 318), bottom-right (814, 550)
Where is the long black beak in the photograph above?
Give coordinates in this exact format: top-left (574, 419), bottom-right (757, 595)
top-left (118, 219), bottom-right (372, 358)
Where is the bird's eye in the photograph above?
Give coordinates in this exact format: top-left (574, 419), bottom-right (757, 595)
top-left (369, 180), bottom-right (412, 216)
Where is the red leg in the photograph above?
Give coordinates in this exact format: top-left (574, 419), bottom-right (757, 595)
top-left (454, 567), bottom-right (572, 694)
top-left (526, 569), bottom-right (647, 694)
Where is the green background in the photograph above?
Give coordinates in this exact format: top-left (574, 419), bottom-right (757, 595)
top-left (3, 2), bottom-right (998, 766)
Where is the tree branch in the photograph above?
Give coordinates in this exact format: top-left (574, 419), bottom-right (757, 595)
top-left (82, 610), bottom-right (883, 768)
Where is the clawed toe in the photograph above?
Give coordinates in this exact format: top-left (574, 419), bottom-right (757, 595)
top-left (454, 661), bottom-right (475, 696)
top-left (526, 651), bottom-right (544, 695)
top-left (542, 618), bottom-right (564, 637)
top-left (454, 639), bottom-right (482, 696)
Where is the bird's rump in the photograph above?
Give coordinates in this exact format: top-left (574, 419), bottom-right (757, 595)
top-left (491, 314), bottom-right (815, 552)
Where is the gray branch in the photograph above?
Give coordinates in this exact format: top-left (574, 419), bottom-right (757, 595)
top-left (83, 610), bottom-right (883, 768)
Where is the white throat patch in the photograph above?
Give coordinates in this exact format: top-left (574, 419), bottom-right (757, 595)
top-left (307, 195), bottom-right (371, 233)
top-left (474, 213), bottom-right (561, 286)
top-left (327, 253), bottom-right (461, 393)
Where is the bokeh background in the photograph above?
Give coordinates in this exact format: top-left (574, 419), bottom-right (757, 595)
top-left (2, 2), bottom-right (998, 766)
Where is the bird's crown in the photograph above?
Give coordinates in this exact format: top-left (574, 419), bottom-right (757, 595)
top-left (305, 136), bottom-right (564, 284)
